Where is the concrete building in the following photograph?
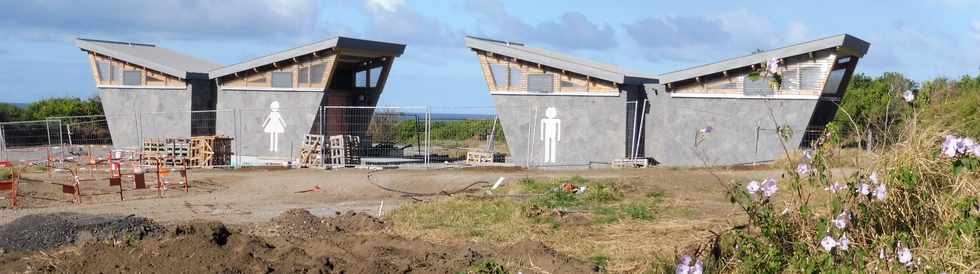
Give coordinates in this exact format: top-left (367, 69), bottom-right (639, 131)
top-left (465, 34), bottom-right (869, 167)
top-left (76, 37), bottom-right (405, 160)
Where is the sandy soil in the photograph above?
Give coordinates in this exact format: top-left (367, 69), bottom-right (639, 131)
top-left (0, 165), bottom-right (796, 273)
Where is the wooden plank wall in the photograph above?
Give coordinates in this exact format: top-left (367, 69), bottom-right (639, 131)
top-left (88, 52), bottom-right (185, 87)
top-left (672, 50), bottom-right (837, 96)
top-left (219, 52), bottom-right (338, 90)
top-left (475, 51), bottom-right (617, 93)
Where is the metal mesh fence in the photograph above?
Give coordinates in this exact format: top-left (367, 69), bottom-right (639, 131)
top-left (0, 120), bottom-right (63, 165)
top-left (427, 107), bottom-right (504, 165)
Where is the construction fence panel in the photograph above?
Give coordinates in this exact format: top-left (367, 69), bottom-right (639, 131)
top-left (0, 120), bottom-right (63, 166)
top-left (320, 106), bottom-right (429, 168)
top-left (426, 106), bottom-right (506, 166)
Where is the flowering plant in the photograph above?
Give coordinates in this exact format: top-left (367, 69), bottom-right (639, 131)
top-left (747, 57), bottom-right (783, 91)
top-left (675, 121), bottom-right (979, 272)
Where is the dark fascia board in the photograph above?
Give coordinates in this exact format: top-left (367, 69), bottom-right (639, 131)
top-left (464, 36), bottom-right (657, 85)
top-left (76, 38), bottom-right (200, 79)
top-left (209, 36), bottom-right (406, 79)
top-left (658, 34), bottom-right (870, 84)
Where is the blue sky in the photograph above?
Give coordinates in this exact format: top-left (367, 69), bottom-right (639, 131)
top-left (1, 0), bottom-right (979, 107)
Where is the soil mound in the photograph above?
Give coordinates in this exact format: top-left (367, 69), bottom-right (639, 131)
top-left (0, 211), bottom-right (597, 273)
top-left (325, 211), bottom-right (388, 232)
top-left (0, 213), bottom-right (162, 252)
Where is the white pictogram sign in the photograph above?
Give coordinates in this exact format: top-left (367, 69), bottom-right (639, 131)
top-left (540, 107), bottom-right (561, 163)
top-left (262, 101), bottom-right (287, 152)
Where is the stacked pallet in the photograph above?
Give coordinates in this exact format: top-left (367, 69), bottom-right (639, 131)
top-left (142, 138), bottom-right (190, 166)
top-left (189, 136), bottom-right (233, 167)
top-left (299, 134), bottom-right (324, 168)
top-left (465, 150), bottom-right (504, 164)
top-left (329, 135), bottom-right (361, 167)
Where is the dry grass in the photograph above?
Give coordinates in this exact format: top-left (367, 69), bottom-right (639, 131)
top-left (387, 175), bottom-right (742, 273)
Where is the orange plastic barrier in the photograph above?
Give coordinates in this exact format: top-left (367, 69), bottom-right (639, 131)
top-left (0, 161), bottom-right (18, 208)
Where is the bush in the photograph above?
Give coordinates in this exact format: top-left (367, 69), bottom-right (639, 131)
top-left (680, 119), bottom-right (980, 272)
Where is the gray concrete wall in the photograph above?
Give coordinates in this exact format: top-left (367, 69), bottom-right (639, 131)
top-left (98, 88), bottom-right (191, 149)
top-left (216, 90), bottom-right (325, 159)
top-left (643, 85), bottom-right (817, 166)
top-left (492, 93), bottom-right (627, 167)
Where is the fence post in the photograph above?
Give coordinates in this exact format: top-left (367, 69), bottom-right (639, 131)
top-left (56, 120), bottom-right (65, 168)
top-left (0, 123), bottom-right (6, 161)
top-left (234, 109), bottom-right (241, 169)
top-left (136, 112), bottom-right (143, 152)
top-left (425, 106), bottom-right (431, 168)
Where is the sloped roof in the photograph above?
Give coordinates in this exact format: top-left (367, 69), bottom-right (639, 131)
top-left (658, 34), bottom-right (870, 84)
top-left (76, 38), bottom-right (222, 79)
top-left (209, 36), bottom-right (406, 79)
top-left (464, 36), bottom-right (657, 85)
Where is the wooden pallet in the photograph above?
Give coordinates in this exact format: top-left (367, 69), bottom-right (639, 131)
top-left (329, 135), bottom-right (361, 167)
top-left (465, 150), bottom-right (504, 164)
top-left (299, 134), bottom-right (324, 168)
top-left (189, 136), bottom-right (233, 167)
top-left (144, 136), bottom-right (232, 167)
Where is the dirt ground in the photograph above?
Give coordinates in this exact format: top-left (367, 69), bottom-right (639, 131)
top-left (0, 165), bottom-right (805, 273)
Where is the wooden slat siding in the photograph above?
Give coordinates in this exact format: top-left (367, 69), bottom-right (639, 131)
top-left (672, 50), bottom-right (837, 96)
top-left (477, 52), bottom-right (497, 91)
top-left (221, 51), bottom-right (337, 90)
top-left (87, 53), bottom-right (100, 84)
top-left (90, 53), bottom-right (186, 87)
top-left (477, 51), bottom-right (618, 93)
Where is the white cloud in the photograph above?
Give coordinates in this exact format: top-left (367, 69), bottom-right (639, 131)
top-left (366, 0), bottom-right (406, 12)
top-left (464, 0), bottom-right (616, 51)
top-left (624, 9), bottom-right (814, 63)
top-left (0, 0), bottom-right (330, 42)
top-left (971, 21), bottom-right (980, 41)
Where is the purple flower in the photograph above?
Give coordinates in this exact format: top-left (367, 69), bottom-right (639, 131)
top-left (879, 248), bottom-right (886, 259)
top-left (839, 234), bottom-right (850, 251)
top-left (827, 182), bottom-right (846, 193)
top-left (869, 171), bottom-right (879, 185)
top-left (761, 178), bottom-right (778, 198)
top-left (833, 211), bottom-right (850, 229)
top-left (746, 180), bottom-right (761, 194)
top-left (874, 183), bottom-right (887, 201)
top-left (942, 135), bottom-right (960, 158)
top-left (971, 144), bottom-right (980, 158)
top-left (903, 90), bottom-right (915, 103)
top-left (676, 255), bottom-right (691, 274)
top-left (676, 255), bottom-right (703, 274)
top-left (796, 163), bottom-right (810, 175)
top-left (858, 183), bottom-right (871, 196)
top-left (766, 58), bottom-right (780, 74)
top-left (700, 126), bottom-right (714, 134)
top-left (692, 260), bottom-right (703, 274)
top-left (803, 150), bottom-right (814, 162)
top-left (821, 235), bottom-right (838, 251)
top-left (897, 243), bottom-right (913, 266)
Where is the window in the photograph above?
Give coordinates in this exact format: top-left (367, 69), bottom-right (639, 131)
top-left (489, 64), bottom-right (508, 89)
top-left (123, 70), bottom-right (142, 86)
top-left (271, 72), bottom-right (293, 88)
top-left (310, 64), bottom-right (326, 83)
top-left (369, 67), bottom-right (382, 87)
top-left (799, 67), bottom-right (821, 90)
top-left (111, 64), bottom-right (121, 82)
top-left (355, 70), bottom-right (368, 88)
top-left (783, 68), bottom-right (800, 90)
top-left (97, 61), bottom-right (111, 82)
top-left (508, 66), bottom-right (524, 88)
top-left (526, 74), bottom-right (554, 93)
top-left (822, 69), bottom-right (846, 95)
top-left (298, 67), bottom-right (310, 84)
